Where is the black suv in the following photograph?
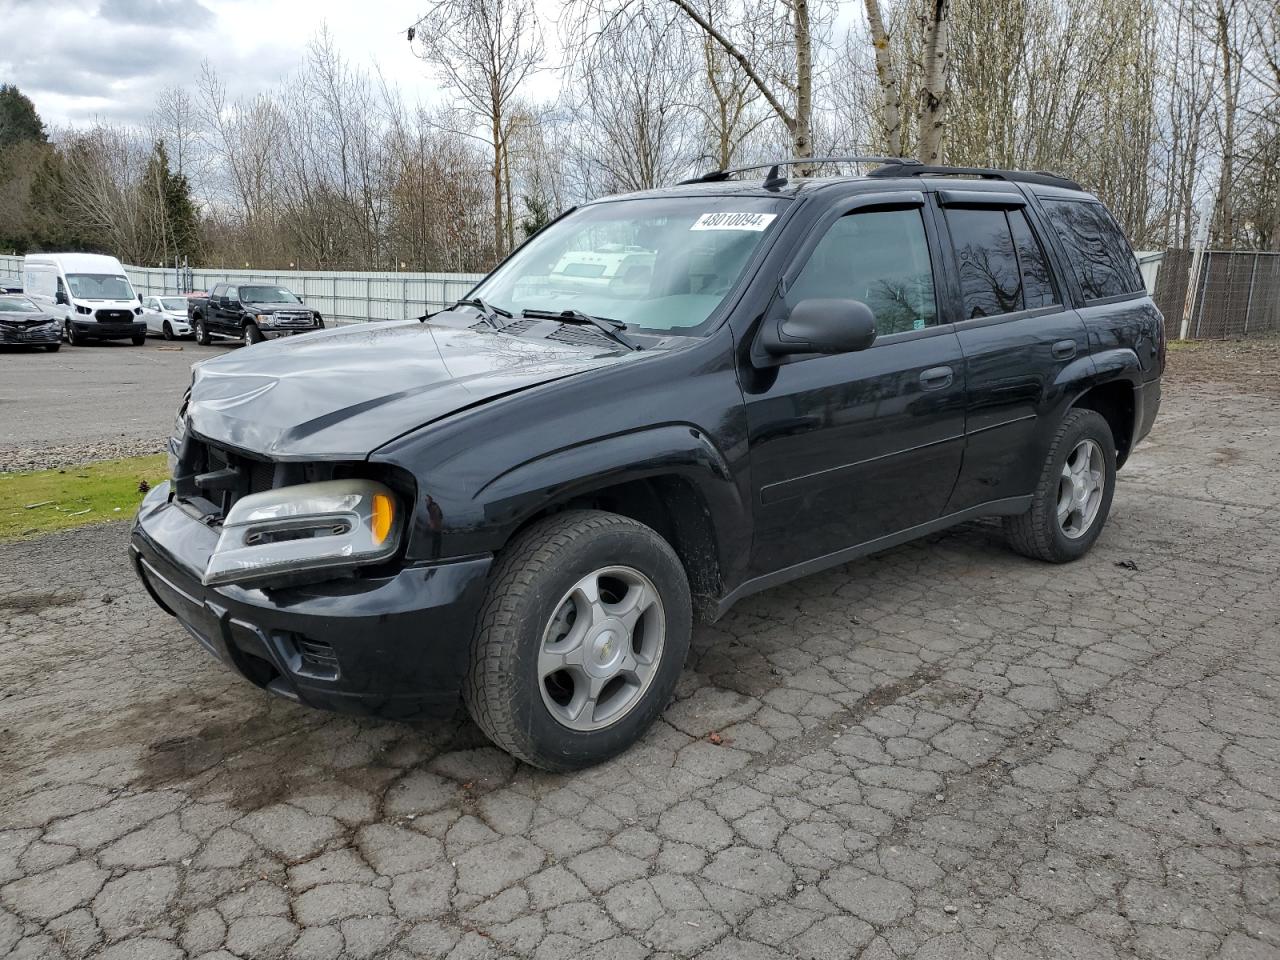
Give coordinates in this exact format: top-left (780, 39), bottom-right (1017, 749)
top-left (132, 159), bottom-right (1164, 770)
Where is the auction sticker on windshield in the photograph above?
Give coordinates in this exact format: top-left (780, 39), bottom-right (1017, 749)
top-left (690, 212), bottom-right (777, 231)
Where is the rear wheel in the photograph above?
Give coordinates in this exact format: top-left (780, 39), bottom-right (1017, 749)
top-left (195, 317), bottom-right (211, 346)
top-left (464, 510), bottom-right (692, 771)
top-left (1004, 409), bottom-right (1116, 563)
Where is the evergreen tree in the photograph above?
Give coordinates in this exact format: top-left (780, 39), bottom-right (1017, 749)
top-left (519, 193), bottom-right (554, 239)
top-left (145, 140), bottom-right (201, 262)
top-left (0, 85), bottom-right (46, 149)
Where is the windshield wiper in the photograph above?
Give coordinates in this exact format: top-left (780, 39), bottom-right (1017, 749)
top-left (521, 308), bottom-right (642, 351)
top-left (424, 296), bottom-right (513, 330)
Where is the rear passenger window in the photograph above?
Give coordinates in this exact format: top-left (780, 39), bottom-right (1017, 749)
top-left (946, 208), bottom-right (1023, 318)
top-left (1042, 199), bottom-right (1144, 300)
top-left (1008, 209), bottom-right (1058, 309)
top-left (788, 207), bottom-right (937, 335)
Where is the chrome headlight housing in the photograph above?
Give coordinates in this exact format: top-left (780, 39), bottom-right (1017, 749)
top-left (203, 479), bottom-right (402, 587)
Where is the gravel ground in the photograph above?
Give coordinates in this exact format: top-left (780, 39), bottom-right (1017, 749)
top-left (0, 339), bottom-right (226, 472)
top-left (1164, 334), bottom-right (1280, 398)
top-left (0, 373), bottom-right (1277, 960)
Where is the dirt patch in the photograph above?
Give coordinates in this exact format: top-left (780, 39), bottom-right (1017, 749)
top-left (1166, 335), bottom-right (1280, 396)
top-left (0, 592), bottom-right (78, 614)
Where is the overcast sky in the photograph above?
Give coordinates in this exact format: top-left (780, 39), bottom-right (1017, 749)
top-left (0, 0), bottom-right (531, 129)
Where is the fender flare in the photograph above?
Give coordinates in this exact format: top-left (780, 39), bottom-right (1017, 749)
top-left (477, 423), bottom-right (743, 533)
top-left (413, 424), bottom-right (749, 600)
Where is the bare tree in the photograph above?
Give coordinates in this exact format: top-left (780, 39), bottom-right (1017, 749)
top-left (914, 0), bottom-right (951, 162)
top-left (409, 0), bottom-right (545, 261)
top-left (863, 0), bottom-right (903, 156)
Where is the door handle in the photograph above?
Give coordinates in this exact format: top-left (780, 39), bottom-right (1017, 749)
top-left (1052, 339), bottom-right (1077, 360)
top-left (919, 365), bottom-right (954, 390)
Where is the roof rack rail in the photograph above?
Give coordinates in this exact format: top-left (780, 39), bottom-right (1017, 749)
top-left (866, 163), bottom-right (1083, 191)
top-left (677, 155), bottom-right (920, 186)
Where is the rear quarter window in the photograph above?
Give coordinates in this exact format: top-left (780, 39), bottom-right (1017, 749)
top-left (1041, 199), bottom-right (1144, 301)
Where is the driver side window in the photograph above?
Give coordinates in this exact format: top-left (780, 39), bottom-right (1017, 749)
top-left (788, 208), bottom-right (938, 335)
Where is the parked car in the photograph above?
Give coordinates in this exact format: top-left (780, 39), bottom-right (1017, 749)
top-left (0, 294), bottom-right (61, 351)
top-left (132, 159), bottom-right (1165, 771)
top-left (23, 253), bottom-right (147, 346)
top-left (142, 295), bottom-right (194, 339)
top-left (0, 275), bottom-right (22, 293)
top-left (187, 283), bottom-right (324, 345)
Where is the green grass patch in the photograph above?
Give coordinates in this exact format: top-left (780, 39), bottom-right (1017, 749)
top-left (0, 454), bottom-right (168, 541)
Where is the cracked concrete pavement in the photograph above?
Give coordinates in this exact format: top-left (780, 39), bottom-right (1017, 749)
top-left (1, 377), bottom-right (1277, 959)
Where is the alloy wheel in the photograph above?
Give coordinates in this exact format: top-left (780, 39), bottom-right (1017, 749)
top-left (1057, 438), bottom-right (1105, 539)
top-left (538, 565), bottom-right (666, 732)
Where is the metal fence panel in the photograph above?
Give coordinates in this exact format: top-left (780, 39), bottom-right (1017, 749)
top-left (1151, 248), bottom-right (1280, 340)
top-left (0, 254), bottom-right (484, 326)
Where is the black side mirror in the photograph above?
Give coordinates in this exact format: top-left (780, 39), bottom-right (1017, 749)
top-left (758, 298), bottom-right (877, 357)
top-left (55, 290), bottom-right (68, 305)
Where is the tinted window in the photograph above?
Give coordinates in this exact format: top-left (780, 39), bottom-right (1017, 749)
top-left (946, 208), bottom-right (1022, 318)
top-left (788, 208), bottom-right (937, 334)
top-left (1008, 209), bottom-right (1058, 309)
top-left (1042, 199), bottom-right (1143, 300)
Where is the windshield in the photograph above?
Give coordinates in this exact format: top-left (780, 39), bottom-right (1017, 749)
top-left (66, 273), bottom-right (135, 300)
top-left (240, 286), bottom-right (299, 303)
top-left (0, 297), bottom-right (40, 313)
top-left (160, 297), bottom-right (188, 311)
top-left (470, 196), bottom-right (788, 335)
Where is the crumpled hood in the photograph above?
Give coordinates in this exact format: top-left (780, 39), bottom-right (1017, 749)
top-left (187, 320), bottom-right (633, 459)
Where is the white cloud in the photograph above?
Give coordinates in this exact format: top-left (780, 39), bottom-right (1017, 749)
top-left (0, 0), bottom-right (458, 128)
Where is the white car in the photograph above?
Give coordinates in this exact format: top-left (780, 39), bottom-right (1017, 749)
top-left (142, 296), bottom-right (194, 339)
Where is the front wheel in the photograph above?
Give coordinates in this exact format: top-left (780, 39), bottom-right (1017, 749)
top-left (464, 510), bottom-right (692, 771)
top-left (1004, 408), bottom-right (1116, 563)
top-left (162, 321), bottom-right (174, 341)
top-left (64, 320), bottom-right (81, 346)
top-left (131, 334), bottom-right (146, 346)
top-left (244, 323), bottom-right (265, 345)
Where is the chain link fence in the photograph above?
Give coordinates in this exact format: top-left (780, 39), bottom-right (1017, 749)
top-left (1152, 249), bottom-right (1280, 341)
top-left (0, 255), bottom-right (484, 327)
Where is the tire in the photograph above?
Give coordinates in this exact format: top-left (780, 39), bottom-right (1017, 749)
top-left (1004, 408), bottom-right (1116, 563)
top-left (245, 323), bottom-right (265, 345)
top-left (45, 344), bottom-right (60, 353)
top-left (195, 317), bottom-right (211, 346)
top-left (64, 320), bottom-right (80, 346)
top-left (131, 334), bottom-right (146, 346)
top-left (464, 509), bottom-right (692, 771)
top-left (162, 321), bottom-right (174, 341)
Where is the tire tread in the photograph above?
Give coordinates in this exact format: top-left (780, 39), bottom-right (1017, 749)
top-left (1004, 408), bottom-right (1113, 562)
top-left (463, 509), bottom-right (680, 768)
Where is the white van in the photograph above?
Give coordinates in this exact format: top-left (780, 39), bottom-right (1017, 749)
top-left (24, 253), bottom-right (148, 346)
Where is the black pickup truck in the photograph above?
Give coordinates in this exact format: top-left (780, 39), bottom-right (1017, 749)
top-left (133, 158), bottom-right (1164, 771)
top-left (188, 282), bottom-right (324, 345)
